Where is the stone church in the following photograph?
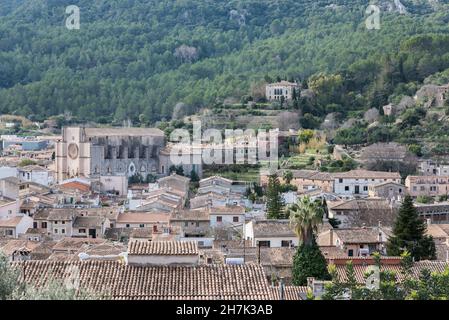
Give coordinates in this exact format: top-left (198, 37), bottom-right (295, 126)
top-left (55, 127), bottom-right (201, 184)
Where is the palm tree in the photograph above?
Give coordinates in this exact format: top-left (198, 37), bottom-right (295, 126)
top-left (286, 196), bottom-right (325, 246)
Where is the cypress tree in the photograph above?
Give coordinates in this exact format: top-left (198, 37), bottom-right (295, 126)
top-left (189, 169), bottom-right (199, 182)
top-left (266, 174), bottom-right (285, 219)
top-left (292, 88), bottom-right (297, 101)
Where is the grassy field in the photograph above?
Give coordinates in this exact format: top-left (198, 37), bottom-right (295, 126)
top-left (282, 146), bottom-right (329, 170)
top-left (203, 167), bottom-right (260, 183)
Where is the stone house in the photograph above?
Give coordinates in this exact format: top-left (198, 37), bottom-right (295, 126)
top-left (318, 227), bottom-right (387, 257)
top-left (405, 175), bottom-right (449, 197)
top-left (245, 220), bottom-right (298, 248)
top-left (169, 209), bottom-right (210, 238)
top-left (333, 170), bottom-right (401, 197)
top-left (265, 81), bottom-right (300, 101)
top-left (368, 181), bottom-right (406, 200)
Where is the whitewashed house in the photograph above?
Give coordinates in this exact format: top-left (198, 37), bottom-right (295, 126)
top-left (265, 81), bottom-right (300, 101)
top-left (0, 198), bottom-right (20, 220)
top-left (115, 212), bottom-right (170, 230)
top-left (209, 205), bottom-right (246, 233)
top-left (244, 220), bottom-right (298, 248)
top-left (0, 166), bottom-right (18, 180)
top-left (333, 170), bottom-right (401, 197)
top-left (72, 216), bottom-right (110, 239)
top-left (18, 165), bottom-right (54, 186)
top-left (0, 215), bottom-right (33, 238)
top-left (0, 176), bottom-right (20, 199)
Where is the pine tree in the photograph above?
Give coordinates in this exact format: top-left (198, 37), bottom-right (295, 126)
top-left (265, 174), bottom-right (285, 219)
top-left (387, 195), bottom-right (436, 261)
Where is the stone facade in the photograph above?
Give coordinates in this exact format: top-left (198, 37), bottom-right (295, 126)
top-left (418, 159), bottom-right (449, 176)
top-left (368, 181), bottom-right (406, 200)
top-left (333, 170), bottom-right (401, 197)
top-left (56, 127), bottom-right (184, 182)
top-left (405, 175), bottom-right (449, 197)
top-left (265, 81), bottom-right (300, 101)
top-left (415, 202), bottom-right (449, 224)
top-left (414, 84), bottom-right (449, 108)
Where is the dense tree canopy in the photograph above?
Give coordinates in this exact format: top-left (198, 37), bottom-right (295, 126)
top-left (0, 1), bottom-right (449, 126)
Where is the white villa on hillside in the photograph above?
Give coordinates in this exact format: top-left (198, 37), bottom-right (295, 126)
top-left (265, 81), bottom-right (299, 101)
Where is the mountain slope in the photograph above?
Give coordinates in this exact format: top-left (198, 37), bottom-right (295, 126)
top-left (0, 0), bottom-right (449, 124)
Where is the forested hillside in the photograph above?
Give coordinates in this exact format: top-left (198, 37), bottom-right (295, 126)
top-left (1, 0), bottom-right (449, 125)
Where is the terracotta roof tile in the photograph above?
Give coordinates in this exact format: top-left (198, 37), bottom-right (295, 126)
top-left (73, 216), bottom-right (105, 228)
top-left (130, 228), bottom-right (153, 239)
top-left (46, 209), bottom-right (76, 221)
top-left (116, 212), bottom-right (170, 224)
top-left (329, 198), bottom-right (393, 211)
top-left (52, 238), bottom-right (105, 253)
top-left (270, 286), bottom-right (307, 300)
top-left (334, 228), bottom-right (382, 244)
top-left (209, 205), bottom-right (245, 215)
top-left (157, 174), bottom-right (190, 183)
top-left (334, 260), bottom-right (449, 283)
top-left (128, 241), bottom-right (198, 256)
top-left (0, 216), bottom-right (24, 227)
top-left (170, 210), bottom-right (209, 221)
top-left (15, 261), bottom-right (271, 300)
top-left (252, 220), bottom-right (296, 238)
top-left (332, 169), bottom-right (400, 179)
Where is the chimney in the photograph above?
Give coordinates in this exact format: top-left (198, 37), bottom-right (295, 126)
top-left (279, 277), bottom-right (285, 301)
top-left (329, 228), bottom-right (333, 245)
top-left (307, 277), bottom-right (314, 293)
